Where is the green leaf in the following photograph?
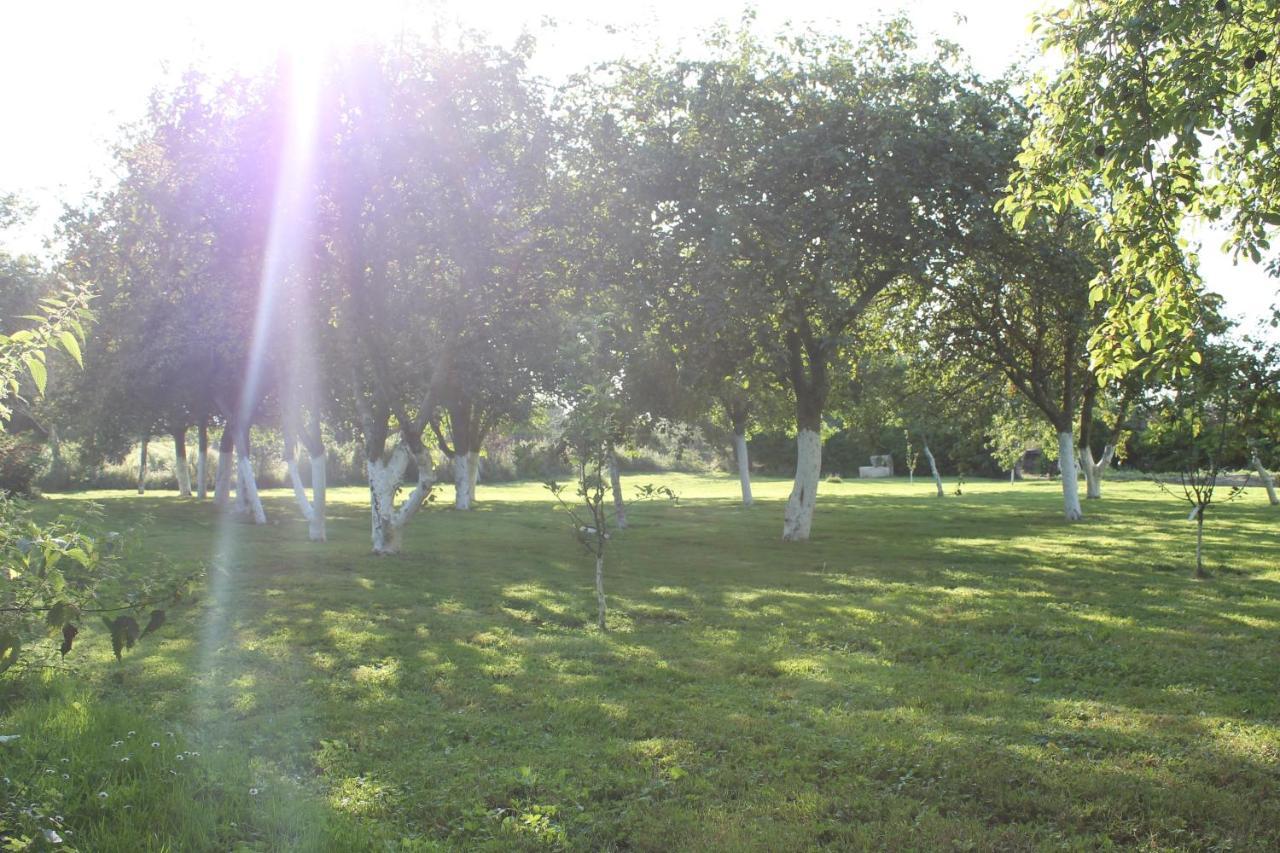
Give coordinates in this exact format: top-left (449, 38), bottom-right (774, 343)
top-left (23, 354), bottom-right (46, 395)
top-left (58, 331), bottom-right (83, 367)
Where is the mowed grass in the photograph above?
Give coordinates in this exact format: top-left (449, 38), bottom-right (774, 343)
top-left (3, 474), bottom-right (1279, 851)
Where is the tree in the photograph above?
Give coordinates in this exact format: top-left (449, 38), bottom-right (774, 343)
top-left (56, 71), bottom-right (279, 522)
top-left (418, 40), bottom-right (560, 511)
top-left (1006, 0), bottom-right (1280, 379)
top-left (583, 19), bottom-right (1013, 540)
top-left (544, 385), bottom-right (621, 631)
top-left (1147, 343), bottom-right (1254, 576)
top-left (926, 212), bottom-right (1113, 520)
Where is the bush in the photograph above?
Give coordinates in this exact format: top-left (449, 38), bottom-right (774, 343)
top-left (0, 434), bottom-right (41, 496)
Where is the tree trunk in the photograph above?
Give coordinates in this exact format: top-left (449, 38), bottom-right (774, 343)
top-left (1057, 430), bottom-right (1084, 521)
top-left (309, 453), bottom-right (327, 541)
top-left (368, 448), bottom-right (405, 555)
top-left (1195, 510), bottom-right (1206, 578)
top-left (608, 447), bottom-right (627, 529)
top-left (467, 450), bottom-right (480, 505)
top-left (1080, 443), bottom-right (1115, 500)
top-left (173, 429), bottom-right (192, 497)
top-left (453, 452), bottom-right (471, 510)
top-left (595, 553), bottom-right (607, 632)
top-left (368, 442), bottom-right (433, 555)
top-left (214, 426), bottom-right (234, 506)
top-left (287, 452), bottom-right (328, 542)
top-left (733, 432), bottom-right (753, 507)
top-left (136, 435), bottom-right (148, 494)
top-left (923, 441), bottom-right (944, 498)
top-left (197, 420), bottom-right (209, 500)
top-left (782, 428), bottom-right (821, 541)
top-left (236, 438), bottom-right (267, 525)
top-left (1250, 450), bottom-right (1279, 506)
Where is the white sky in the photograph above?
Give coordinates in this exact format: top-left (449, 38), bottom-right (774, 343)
top-left (2, 0), bottom-right (1274, 328)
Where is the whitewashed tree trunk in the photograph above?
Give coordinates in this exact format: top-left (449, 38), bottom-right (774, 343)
top-left (595, 553), bottom-right (607, 631)
top-left (923, 442), bottom-right (944, 498)
top-left (309, 454), bottom-right (327, 541)
top-left (287, 452), bottom-right (328, 541)
top-left (609, 448), bottom-right (627, 529)
top-left (1250, 450), bottom-right (1279, 506)
top-left (467, 450), bottom-right (480, 505)
top-left (174, 434), bottom-right (192, 498)
top-left (733, 432), bottom-right (753, 507)
top-left (1057, 430), bottom-right (1084, 521)
top-left (782, 428), bottom-right (821, 541)
top-left (368, 443), bottom-right (433, 555)
top-left (1080, 443), bottom-right (1116, 500)
top-left (368, 450), bottom-right (405, 555)
top-left (453, 452), bottom-right (471, 510)
top-left (136, 436), bottom-right (148, 495)
top-left (175, 453), bottom-right (192, 497)
top-left (236, 448), bottom-right (267, 525)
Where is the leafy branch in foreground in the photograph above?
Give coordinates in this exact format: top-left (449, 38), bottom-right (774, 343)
top-left (0, 285), bottom-right (92, 424)
top-left (0, 500), bottom-right (200, 674)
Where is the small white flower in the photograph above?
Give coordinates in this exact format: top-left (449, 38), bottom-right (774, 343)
top-left (60, 758), bottom-right (69, 763)
top-left (151, 742), bottom-right (160, 748)
top-left (45, 768), bottom-right (54, 774)
top-left (176, 755), bottom-right (184, 761)
top-left (249, 787), bottom-right (259, 796)
top-left (120, 757), bottom-right (130, 763)
top-left (190, 752), bottom-right (200, 757)
top-left (98, 791), bottom-right (108, 799)
top-left (127, 731), bottom-right (135, 737)
top-left (62, 774), bottom-right (69, 780)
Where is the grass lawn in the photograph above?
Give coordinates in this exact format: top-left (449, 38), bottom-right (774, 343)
top-left (3, 474), bottom-right (1279, 850)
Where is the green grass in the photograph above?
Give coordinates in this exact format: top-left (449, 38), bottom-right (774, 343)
top-left (3, 475), bottom-right (1279, 850)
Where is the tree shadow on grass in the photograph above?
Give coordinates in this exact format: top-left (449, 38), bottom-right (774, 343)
top-left (51, 483), bottom-right (1280, 850)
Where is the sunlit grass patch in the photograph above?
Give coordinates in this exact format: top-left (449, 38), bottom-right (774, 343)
top-left (4, 475), bottom-right (1279, 849)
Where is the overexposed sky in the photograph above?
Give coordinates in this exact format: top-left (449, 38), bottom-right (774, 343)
top-left (2, 0), bottom-right (1274, 325)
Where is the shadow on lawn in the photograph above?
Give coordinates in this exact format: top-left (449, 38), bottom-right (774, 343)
top-left (70, 485), bottom-right (1280, 848)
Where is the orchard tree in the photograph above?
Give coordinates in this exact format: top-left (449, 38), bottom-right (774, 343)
top-left (56, 71), bottom-right (281, 520)
top-left (316, 42), bottom-right (459, 554)
top-left (927, 215), bottom-right (1105, 519)
top-left (588, 20), bottom-right (1016, 540)
top-left (1146, 342), bottom-right (1255, 576)
top-left (418, 39), bottom-right (560, 511)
